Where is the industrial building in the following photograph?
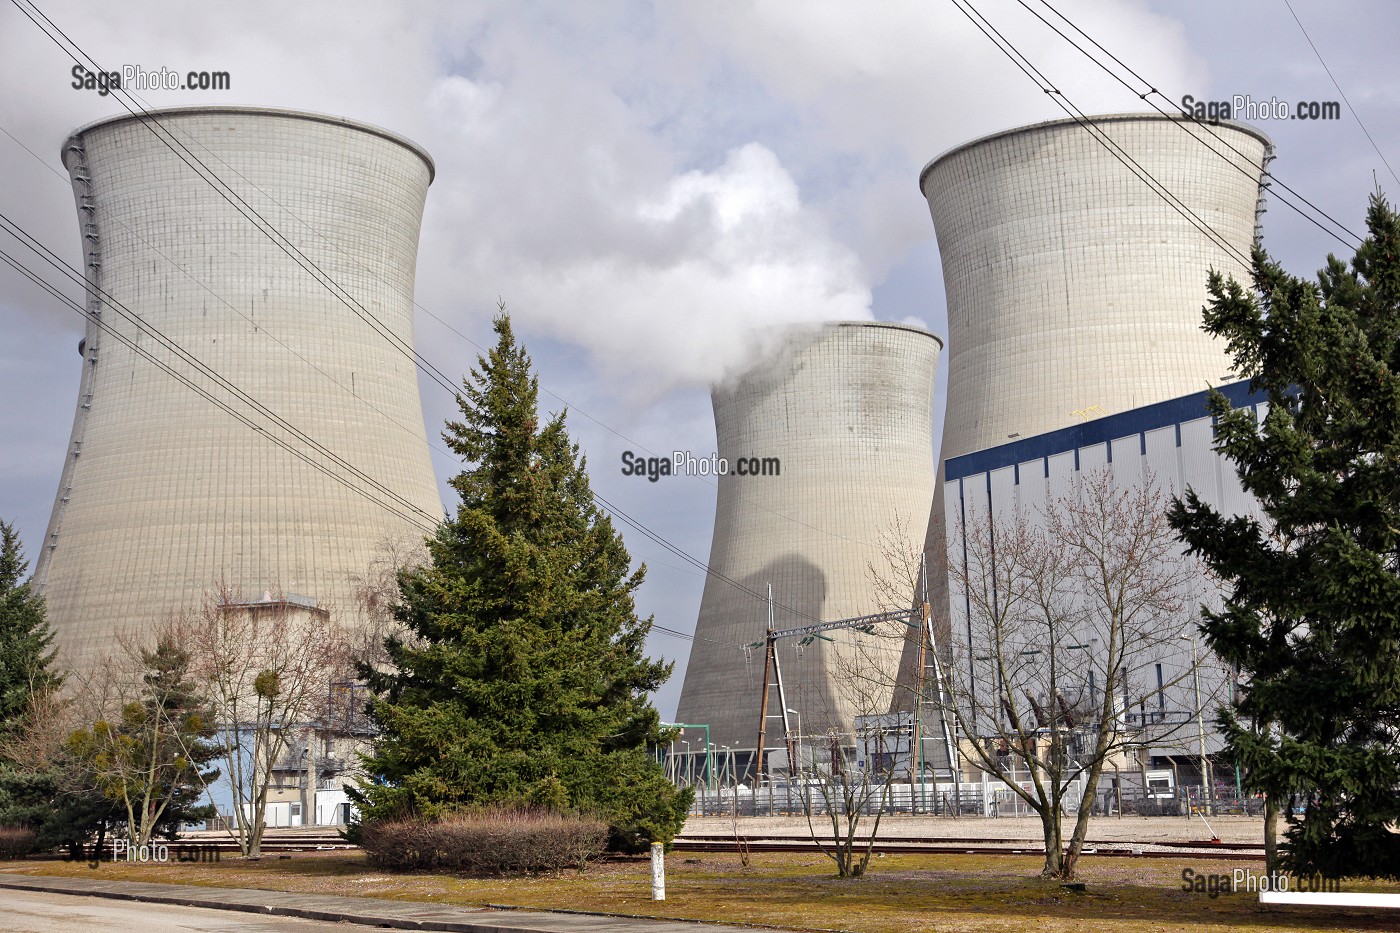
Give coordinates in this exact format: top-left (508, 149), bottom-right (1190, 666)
top-left (895, 111), bottom-right (1270, 710)
top-left (675, 321), bottom-right (942, 766)
top-left (862, 112), bottom-right (1275, 808)
top-left (36, 107), bottom-right (443, 670)
top-left (942, 380), bottom-right (1267, 807)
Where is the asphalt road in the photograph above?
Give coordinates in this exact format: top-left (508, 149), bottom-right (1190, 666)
top-left (0, 887), bottom-right (366, 932)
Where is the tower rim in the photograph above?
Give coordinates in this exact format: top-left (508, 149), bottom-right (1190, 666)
top-left (826, 319), bottom-right (944, 350)
top-left (918, 111), bottom-right (1273, 195)
top-left (63, 105), bottom-right (436, 183)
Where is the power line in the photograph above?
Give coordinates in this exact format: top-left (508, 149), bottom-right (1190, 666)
top-left (0, 245), bottom-right (441, 537)
top-left (947, 0), bottom-right (1256, 270)
top-left (10, 1), bottom-right (894, 559)
top-left (9, 0), bottom-right (464, 399)
top-left (1281, 0), bottom-right (1399, 189)
top-left (0, 226), bottom-right (759, 645)
top-left (0, 128), bottom-right (454, 470)
top-left (6, 0), bottom-right (890, 639)
top-left (0, 213), bottom-right (442, 527)
top-left (1018, 0), bottom-right (1363, 249)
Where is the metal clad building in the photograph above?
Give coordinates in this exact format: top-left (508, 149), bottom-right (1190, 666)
top-left (943, 382), bottom-right (1266, 761)
top-left (37, 107), bottom-right (443, 668)
top-left (676, 321), bottom-right (941, 750)
top-left (893, 114), bottom-right (1273, 710)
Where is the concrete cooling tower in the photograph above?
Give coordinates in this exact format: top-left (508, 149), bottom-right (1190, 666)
top-left (925, 112), bottom-right (1270, 461)
top-left (675, 321), bottom-right (942, 753)
top-left (891, 113), bottom-right (1271, 707)
top-left (35, 106), bottom-right (443, 670)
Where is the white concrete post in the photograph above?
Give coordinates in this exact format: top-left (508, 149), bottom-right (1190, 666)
top-left (650, 842), bottom-right (666, 900)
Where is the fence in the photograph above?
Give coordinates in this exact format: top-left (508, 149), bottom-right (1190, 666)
top-left (684, 779), bottom-right (1266, 819)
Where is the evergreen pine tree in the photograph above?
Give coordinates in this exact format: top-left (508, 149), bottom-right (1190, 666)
top-left (1169, 195), bottom-right (1400, 879)
top-left (355, 312), bottom-right (690, 850)
top-left (0, 520), bottom-right (59, 728)
top-left (0, 520), bottom-right (77, 854)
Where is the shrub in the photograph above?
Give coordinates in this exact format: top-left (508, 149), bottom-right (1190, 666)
top-left (0, 825), bottom-right (36, 859)
top-left (359, 807), bottom-right (609, 874)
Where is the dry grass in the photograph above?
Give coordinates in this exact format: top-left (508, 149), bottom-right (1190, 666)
top-left (4, 848), bottom-right (1399, 932)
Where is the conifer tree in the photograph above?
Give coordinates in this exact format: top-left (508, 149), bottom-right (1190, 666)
top-left (355, 312), bottom-right (690, 850)
top-left (0, 520), bottom-right (59, 728)
top-left (68, 636), bottom-right (220, 846)
top-left (1169, 195), bottom-right (1400, 879)
top-left (0, 520), bottom-right (72, 853)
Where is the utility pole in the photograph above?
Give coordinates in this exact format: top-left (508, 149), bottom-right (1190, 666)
top-left (752, 593), bottom-right (915, 786)
top-left (302, 727), bottom-right (316, 827)
top-left (910, 551), bottom-right (961, 814)
top-left (1187, 634), bottom-right (1212, 815)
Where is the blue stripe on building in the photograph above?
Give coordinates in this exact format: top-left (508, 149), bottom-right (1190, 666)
top-left (945, 380), bottom-right (1265, 482)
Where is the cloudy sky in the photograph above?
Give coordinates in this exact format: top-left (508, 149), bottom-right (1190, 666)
top-left (2, 0), bottom-right (1397, 718)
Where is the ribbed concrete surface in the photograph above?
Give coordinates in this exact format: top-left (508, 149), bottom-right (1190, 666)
top-left (677, 321), bottom-right (941, 749)
top-left (36, 107), bottom-right (443, 668)
top-left (922, 112), bottom-right (1269, 462)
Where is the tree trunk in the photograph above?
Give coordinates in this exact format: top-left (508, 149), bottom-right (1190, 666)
top-left (1264, 793), bottom-right (1279, 880)
top-left (1039, 805), bottom-right (1064, 878)
top-left (1058, 760), bottom-right (1109, 880)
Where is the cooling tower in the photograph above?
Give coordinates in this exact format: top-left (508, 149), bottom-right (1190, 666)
top-left (36, 106), bottom-right (443, 670)
top-left (926, 113), bottom-right (1270, 460)
top-left (891, 113), bottom-right (1271, 708)
top-left (675, 321), bottom-right (941, 752)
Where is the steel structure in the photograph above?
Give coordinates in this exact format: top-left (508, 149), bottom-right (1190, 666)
top-left (36, 106), bottom-right (443, 669)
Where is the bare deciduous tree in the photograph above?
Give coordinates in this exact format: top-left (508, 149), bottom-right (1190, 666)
top-left (65, 633), bottom-right (218, 848)
top-left (173, 585), bottom-right (351, 857)
top-left (789, 512), bottom-right (926, 878)
top-left (347, 535), bottom-right (427, 672)
top-left (794, 623), bottom-right (909, 878)
top-left (944, 468), bottom-right (1214, 879)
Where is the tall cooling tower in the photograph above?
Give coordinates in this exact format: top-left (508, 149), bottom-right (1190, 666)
top-left (926, 113), bottom-right (1270, 460)
top-left (891, 113), bottom-right (1271, 706)
top-left (36, 106), bottom-right (443, 669)
top-left (675, 322), bottom-right (941, 751)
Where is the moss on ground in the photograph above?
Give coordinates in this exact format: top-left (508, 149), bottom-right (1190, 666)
top-left (4, 848), bottom-right (1398, 932)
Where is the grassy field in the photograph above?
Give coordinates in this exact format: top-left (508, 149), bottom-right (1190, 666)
top-left (4, 847), bottom-right (1399, 932)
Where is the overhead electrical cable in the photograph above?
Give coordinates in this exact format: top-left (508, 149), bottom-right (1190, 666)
top-left (1281, 0), bottom-right (1399, 190)
top-left (0, 246), bottom-right (441, 537)
top-left (11, 0), bottom-right (892, 558)
top-left (949, 0), bottom-right (1256, 270)
top-left (8, 0), bottom-right (873, 636)
top-left (1018, 0), bottom-right (1363, 249)
top-left (0, 213), bottom-right (443, 531)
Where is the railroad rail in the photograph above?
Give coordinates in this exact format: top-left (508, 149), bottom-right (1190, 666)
top-left (671, 833), bottom-right (1267, 861)
top-left (45, 828), bottom-right (1269, 863)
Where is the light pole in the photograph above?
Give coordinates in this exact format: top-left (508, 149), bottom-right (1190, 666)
top-left (660, 722), bottom-right (713, 791)
top-left (1182, 633), bottom-right (1211, 815)
top-left (681, 740), bottom-right (691, 787)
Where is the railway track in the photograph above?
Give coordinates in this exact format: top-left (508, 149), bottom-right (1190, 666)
top-left (671, 834), bottom-right (1267, 861)
top-left (61, 828), bottom-right (1268, 862)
